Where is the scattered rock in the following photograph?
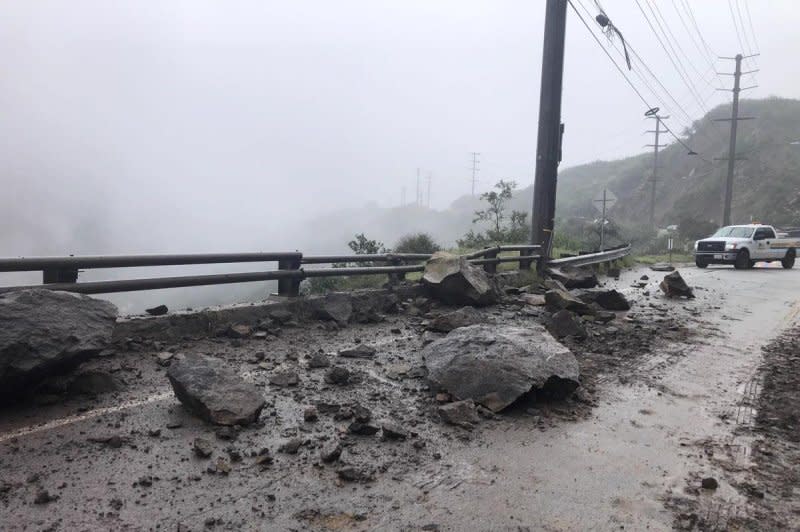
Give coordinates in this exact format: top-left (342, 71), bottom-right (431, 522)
top-left (348, 422), bottom-right (380, 436)
top-left (546, 267), bottom-right (598, 289)
top-left (156, 351), bottom-right (174, 367)
top-left (307, 352), bottom-right (331, 369)
top-left (701, 477), bottom-right (718, 490)
top-left (381, 422), bottom-right (409, 440)
top-left (214, 426), bottom-right (238, 441)
top-left (145, 304), bottom-right (168, 316)
top-left (67, 370), bottom-right (118, 395)
top-left (268, 309), bottom-right (294, 324)
top-left (352, 404), bottom-right (372, 423)
top-left (640, 275), bottom-right (650, 281)
top-left (269, 370), bottom-right (299, 387)
top-left (607, 267), bottom-right (621, 278)
top-left (337, 345), bottom-right (377, 359)
top-left (425, 307), bottom-right (485, 333)
top-left (520, 294), bottom-right (546, 307)
top-left (303, 407), bottom-right (318, 422)
top-left (208, 457), bottom-right (231, 475)
top-left (593, 289), bottom-right (631, 311)
top-left (651, 262), bottom-right (675, 272)
top-left (545, 289), bottom-right (594, 315)
top-left (438, 400), bottom-right (481, 429)
top-left (278, 438), bottom-right (304, 454)
top-left (167, 354), bottom-right (266, 426)
top-left (421, 252), bottom-right (499, 307)
top-left (88, 435), bottom-right (126, 448)
top-left (320, 442), bottom-right (342, 463)
top-left (324, 367), bottom-right (351, 386)
top-left (0, 289), bottom-right (117, 400)
top-left (595, 311), bottom-right (616, 324)
top-left (547, 310), bottom-right (588, 340)
top-left (225, 324), bottom-right (252, 339)
top-left (337, 467), bottom-right (373, 483)
top-left (659, 271), bottom-right (695, 299)
top-left (254, 448), bottom-right (273, 467)
top-left (312, 292), bottom-right (352, 325)
top-left (193, 438), bottom-right (213, 458)
top-left (423, 324), bottom-right (580, 412)
top-left (33, 489), bottom-right (58, 505)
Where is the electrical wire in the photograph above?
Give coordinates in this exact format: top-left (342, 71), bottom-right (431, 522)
top-left (567, 0), bottom-right (712, 163)
top-left (670, 0), bottom-right (724, 89)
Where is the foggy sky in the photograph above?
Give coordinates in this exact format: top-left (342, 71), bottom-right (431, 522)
top-left (2, 0), bottom-right (798, 259)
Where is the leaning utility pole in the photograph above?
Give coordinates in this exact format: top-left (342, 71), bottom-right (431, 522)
top-left (645, 114), bottom-right (668, 227)
top-left (469, 152), bottom-right (480, 196)
top-left (530, 0), bottom-right (568, 260)
top-left (715, 53), bottom-right (758, 225)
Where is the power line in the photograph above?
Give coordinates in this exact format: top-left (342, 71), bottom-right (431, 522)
top-left (670, 0), bottom-right (724, 89)
top-left (742, 0), bottom-right (760, 53)
top-left (727, 0), bottom-right (758, 84)
top-left (567, 0), bottom-right (710, 163)
top-left (680, 0), bottom-right (717, 58)
top-left (636, 0), bottom-right (709, 116)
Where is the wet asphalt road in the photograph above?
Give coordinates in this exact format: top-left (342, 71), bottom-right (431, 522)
top-left (1, 263), bottom-right (798, 531)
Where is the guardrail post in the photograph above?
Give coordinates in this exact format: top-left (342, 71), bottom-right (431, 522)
top-left (387, 255), bottom-right (405, 285)
top-left (519, 252), bottom-right (533, 270)
top-left (42, 267), bottom-right (79, 284)
top-left (278, 254), bottom-right (302, 297)
top-left (482, 247), bottom-right (498, 274)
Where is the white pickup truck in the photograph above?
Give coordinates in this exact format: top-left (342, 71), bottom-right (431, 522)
top-left (694, 224), bottom-right (798, 269)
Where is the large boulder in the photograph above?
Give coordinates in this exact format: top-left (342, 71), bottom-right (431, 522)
top-left (426, 307), bottom-right (485, 333)
top-left (422, 252), bottom-right (499, 307)
top-left (660, 271), bottom-right (695, 299)
top-left (546, 267), bottom-right (598, 289)
top-left (167, 354), bottom-right (266, 425)
top-left (311, 292), bottom-right (352, 324)
top-left (0, 289), bottom-right (117, 400)
top-left (577, 289), bottom-right (631, 311)
top-left (422, 324), bottom-right (580, 412)
top-left (546, 310), bottom-right (588, 340)
top-left (545, 289), bottom-right (594, 315)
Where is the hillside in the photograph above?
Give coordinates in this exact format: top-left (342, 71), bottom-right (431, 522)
top-left (546, 97), bottom-right (800, 228)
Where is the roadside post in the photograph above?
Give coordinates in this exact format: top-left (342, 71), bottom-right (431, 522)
top-left (668, 237), bottom-right (673, 265)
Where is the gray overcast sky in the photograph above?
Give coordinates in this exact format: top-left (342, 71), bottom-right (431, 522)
top-left (1, 1), bottom-right (797, 255)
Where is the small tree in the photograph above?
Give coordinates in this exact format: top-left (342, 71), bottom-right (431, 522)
top-left (348, 233), bottom-right (386, 255)
top-left (473, 180), bottom-right (516, 235)
top-left (394, 233), bottom-right (440, 254)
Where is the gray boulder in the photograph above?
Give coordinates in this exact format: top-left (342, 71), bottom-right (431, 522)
top-left (438, 399), bottom-right (481, 429)
top-left (545, 289), bottom-right (594, 315)
top-left (167, 354), bottom-right (265, 425)
top-left (426, 306), bottom-right (485, 333)
top-left (311, 292), bottom-right (352, 324)
top-left (422, 252), bottom-right (499, 307)
top-left (547, 310), bottom-right (588, 340)
top-left (423, 324), bottom-right (580, 412)
top-left (577, 289), bottom-right (631, 311)
top-left (546, 267), bottom-right (598, 289)
top-left (0, 289), bottom-right (117, 400)
top-left (660, 271), bottom-right (694, 298)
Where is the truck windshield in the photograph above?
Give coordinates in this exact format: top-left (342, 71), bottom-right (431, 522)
top-left (711, 226), bottom-right (755, 238)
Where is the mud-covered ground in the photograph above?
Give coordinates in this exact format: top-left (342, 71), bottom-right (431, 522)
top-left (1, 263), bottom-right (797, 531)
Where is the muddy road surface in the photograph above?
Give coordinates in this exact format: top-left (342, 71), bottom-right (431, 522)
top-left (1, 264), bottom-right (798, 531)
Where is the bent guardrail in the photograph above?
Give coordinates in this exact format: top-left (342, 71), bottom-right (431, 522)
top-left (548, 244), bottom-right (631, 269)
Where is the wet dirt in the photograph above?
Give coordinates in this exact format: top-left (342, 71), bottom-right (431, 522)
top-left (0, 263), bottom-right (798, 531)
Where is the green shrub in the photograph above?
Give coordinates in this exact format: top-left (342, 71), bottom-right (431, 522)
top-left (394, 233), bottom-right (441, 254)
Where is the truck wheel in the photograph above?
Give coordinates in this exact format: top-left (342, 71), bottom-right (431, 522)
top-left (782, 249), bottom-right (796, 269)
top-left (734, 249), bottom-right (751, 270)
top-left (695, 257), bottom-right (708, 269)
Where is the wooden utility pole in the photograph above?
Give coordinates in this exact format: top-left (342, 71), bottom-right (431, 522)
top-left (714, 53), bottom-right (758, 225)
top-left (530, 0), bottom-right (568, 260)
top-left (645, 114), bottom-right (667, 227)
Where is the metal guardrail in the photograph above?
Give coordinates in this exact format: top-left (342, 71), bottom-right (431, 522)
top-left (548, 244), bottom-right (631, 269)
top-left (0, 245), bottom-right (543, 297)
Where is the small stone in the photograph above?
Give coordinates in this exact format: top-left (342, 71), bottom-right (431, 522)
top-left (324, 367), bottom-right (351, 386)
top-left (269, 309), bottom-right (295, 324)
top-left (208, 457), bottom-right (231, 475)
top-left (145, 304), bottom-right (168, 316)
top-left (147, 429), bottom-right (161, 438)
top-left (336, 466), bottom-right (373, 483)
top-left (156, 351), bottom-right (174, 367)
top-left (381, 422), bottom-right (408, 440)
top-left (303, 407), bottom-right (319, 422)
top-left (307, 353), bottom-right (331, 369)
top-left (33, 490), bottom-right (58, 505)
top-left (278, 438), bottom-right (304, 454)
top-left (701, 477), bottom-right (718, 490)
top-left (320, 442), bottom-right (342, 463)
top-left (352, 404), bottom-right (372, 423)
top-left (338, 345), bottom-right (377, 359)
top-left (193, 438), bottom-right (213, 458)
top-left (254, 448), bottom-right (273, 467)
top-left (226, 324), bottom-right (252, 339)
top-left (347, 422), bottom-right (380, 436)
top-left (269, 370), bottom-right (299, 387)
top-left (215, 426), bottom-right (238, 441)
top-left (438, 400), bottom-right (480, 429)
top-left (640, 275), bottom-right (649, 281)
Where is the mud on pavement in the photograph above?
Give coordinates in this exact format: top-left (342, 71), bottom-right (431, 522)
top-left (0, 267), bottom-right (709, 531)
